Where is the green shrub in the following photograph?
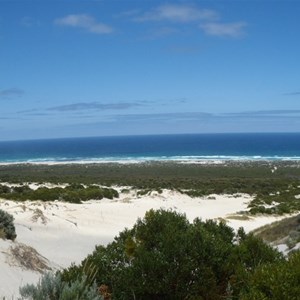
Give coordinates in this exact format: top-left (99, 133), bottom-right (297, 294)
top-left (238, 250), bottom-right (300, 300)
top-left (12, 185), bottom-right (31, 194)
top-left (0, 209), bottom-right (17, 240)
top-left (61, 209), bottom-right (282, 300)
top-left (0, 184), bottom-right (10, 194)
top-left (19, 272), bottom-right (103, 300)
top-left (0, 183), bottom-right (119, 203)
top-left (67, 183), bottom-right (85, 190)
top-left (229, 228), bottom-right (284, 298)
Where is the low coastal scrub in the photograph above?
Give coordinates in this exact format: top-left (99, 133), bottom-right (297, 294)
top-left (0, 208), bottom-right (16, 240)
top-left (0, 184), bottom-right (118, 203)
top-left (1, 179), bottom-right (300, 214)
top-left (1, 162), bottom-right (300, 214)
top-left (247, 186), bottom-right (300, 215)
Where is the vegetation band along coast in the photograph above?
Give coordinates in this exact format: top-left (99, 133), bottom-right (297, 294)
top-left (1, 161), bottom-right (300, 214)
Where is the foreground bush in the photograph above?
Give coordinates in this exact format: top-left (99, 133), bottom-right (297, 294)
top-left (0, 208), bottom-right (17, 240)
top-left (238, 250), bottom-right (300, 299)
top-left (61, 209), bottom-right (282, 300)
top-left (19, 272), bottom-right (103, 300)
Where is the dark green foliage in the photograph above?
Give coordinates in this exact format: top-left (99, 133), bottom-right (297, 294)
top-left (228, 228), bottom-right (284, 298)
top-left (0, 184), bottom-right (10, 194)
top-left (12, 185), bottom-right (32, 194)
top-left (234, 228), bottom-right (282, 270)
top-left (0, 184), bottom-right (118, 203)
top-left (61, 209), bottom-right (282, 300)
top-left (0, 208), bottom-right (17, 240)
top-left (238, 250), bottom-right (300, 300)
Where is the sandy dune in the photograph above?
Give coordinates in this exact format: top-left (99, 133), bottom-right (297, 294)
top-left (0, 189), bottom-right (288, 298)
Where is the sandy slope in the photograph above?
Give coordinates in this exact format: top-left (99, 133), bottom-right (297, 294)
top-left (0, 189), bottom-right (287, 298)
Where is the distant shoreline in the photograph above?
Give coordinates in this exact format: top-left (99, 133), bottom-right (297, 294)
top-left (1, 155), bottom-right (300, 165)
top-left (1, 133), bottom-right (300, 164)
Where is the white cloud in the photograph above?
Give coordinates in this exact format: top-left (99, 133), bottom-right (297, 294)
top-left (54, 14), bottom-right (113, 34)
top-left (200, 22), bottom-right (247, 37)
top-left (135, 4), bottom-right (218, 23)
top-left (130, 4), bottom-right (247, 39)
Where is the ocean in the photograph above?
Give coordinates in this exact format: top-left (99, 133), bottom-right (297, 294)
top-left (0, 133), bottom-right (300, 163)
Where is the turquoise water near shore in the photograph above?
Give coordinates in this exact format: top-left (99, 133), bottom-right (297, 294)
top-left (0, 133), bottom-right (300, 163)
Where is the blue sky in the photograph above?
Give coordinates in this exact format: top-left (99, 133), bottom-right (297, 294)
top-left (1, 0), bottom-right (300, 141)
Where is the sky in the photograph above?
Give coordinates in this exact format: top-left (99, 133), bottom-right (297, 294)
top-left (1, 0), bottom-right (300, 141)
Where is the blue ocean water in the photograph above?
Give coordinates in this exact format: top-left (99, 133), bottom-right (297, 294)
top-left (0, 133), bottom-right (300, 163)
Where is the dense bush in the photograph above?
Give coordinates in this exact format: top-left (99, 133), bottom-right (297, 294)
top-left (61, 209), bottom-right (282, 300)
top-left (0, 184), bottom-right (119, 203)
top-left (238, 250), bottom-right (300, 299)
top-left (0, 209), bottom-right (17, 240)
top-left (228, 227), bottom-right (284, 298)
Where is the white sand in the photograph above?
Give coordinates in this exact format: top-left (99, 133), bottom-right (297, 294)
top-left (0, 189), bottom-right (290, 298)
